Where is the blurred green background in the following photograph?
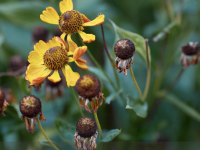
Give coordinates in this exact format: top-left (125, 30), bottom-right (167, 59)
top-left (0, 0), bottom-right (200, 150)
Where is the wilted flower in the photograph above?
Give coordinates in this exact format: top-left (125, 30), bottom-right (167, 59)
top-left (53, 27), bottom-right (63, 37)
top-left (40, 0), bottom-right (105, 43)
top-left (25, 36), bottom-right (88, 87)
top-left (20, 95), bottom-right (45, 133)
top-left (75, 74), bottom-right (105, 113)
top-left (180, 42), bottom-right (200, 68)
top-left (0, 87), bottom-right (9, 116)
top-left (74, 117), bottom-right (98, 150)
top-left (114, 39), bottom-right (135, 75)
top-left (32, 26), bottom-right (49, 43)
top-left (8, 55), bottom-right (26, 75)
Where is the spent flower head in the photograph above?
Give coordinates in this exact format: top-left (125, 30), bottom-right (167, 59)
top-left (74, 117), bottom-right (98, 150)
top-left (75, 74), bottom-right (105, 113)
top-left (180, 42), bottom-right (200, 68)
top-left (32, 26), bottom-right (49, 43)
top-left (25, 36), bottom-right (88, 87)
top-left (114, 39), bottom-right (135, 75)
top-left (40, 0), bottom-right (105, 43)
top-left (20, 95), bottom-right (45, 133)
top-left (0, 87), bottom-right (9, 116)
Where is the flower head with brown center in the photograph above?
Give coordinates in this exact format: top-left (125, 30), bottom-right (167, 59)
top-left (180, 42), bottom-right (200, 68)
top-left (74, 117), bottom-right (98, 150)
top-left (114, 39), bottom-right (135, 75)
top-left (20, 95), bottom-right (45, 133)
top-left (25, 36), bottom-right (88, 87)
top-left (75, 74), bottom-right (105, 113)
top-left (40, 0), bottom-right (105, 43)
top-left (0, 87), bottom-right (9, 116)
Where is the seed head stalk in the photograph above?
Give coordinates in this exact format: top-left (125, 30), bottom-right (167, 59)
top-left (36, 116), bottom-right (59, 150)
top-left (70, 87), bottom-right (84, 117)
top-left (93, 112), bottom-right (102, 140)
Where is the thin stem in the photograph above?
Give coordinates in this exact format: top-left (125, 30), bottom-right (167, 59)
top-left (78, 36), bottom-right (117, 91)
top-left (36, 117), bottom-right (59, 150)
top-left (165, 0), bottom-right (175, 21)
top-left (99, 15), bottom-right (120, 87)
top-left (94, 112), bottom-right (102, 140)
top-left (162, 68), bottom-right (184, 93)
top-left (70, 87), bottom-right (84, 117)
top-left (129, 66), bottom-right (143, 99)
top-left (143, 39), bottom-right (151, 101)
top-left (176, 0), bottom-right (184, 25)
top-left (0, 66), bottom-right (26, 77)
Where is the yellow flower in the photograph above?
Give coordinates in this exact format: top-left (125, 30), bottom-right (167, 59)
top-left (25, 36), bottom-right (88, 87)
top-left (40, 0), bottom-right (105, 43)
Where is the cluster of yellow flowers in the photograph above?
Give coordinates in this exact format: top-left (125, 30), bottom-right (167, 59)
top-left (26, 0), bottom-right (105, 88)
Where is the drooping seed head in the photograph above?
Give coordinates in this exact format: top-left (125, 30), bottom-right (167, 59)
top-left (19, 95), bottom-right (41, 118)
top-left (181, 42), bottom-right (200, 56)
top-left (75, 74), bottom-right (101, 99)
top-left (59, 10), bottom-right (83, 34)
top-left (8, 55), bottom-right (25, 72)
top-left (0, 87), bottom-right (5, 107)
top-left (76, 117), bottom-right (97, 138)
top-left (43, 46), bottom-right (68, 70)
top-left (32, 26), bottom-right (49, 42)
top-left (53, 27), bottom-right (63, 37)
top-left (114, 39), bottom-right (135, 59)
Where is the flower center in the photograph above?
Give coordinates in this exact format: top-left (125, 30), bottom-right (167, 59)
top-left (59, 10), bottom-right (83, 34)
top-left (43, 46), bottom-right (68, 70)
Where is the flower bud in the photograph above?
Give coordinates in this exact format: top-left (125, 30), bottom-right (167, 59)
top-left (32, 26), bottom-right (49, 43)
top-left (8, 55), bottom-right (25, 72)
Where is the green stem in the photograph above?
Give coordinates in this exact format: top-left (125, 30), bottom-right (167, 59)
top-left (143, 39), bottom-right (151, 101)
top-left (100, 22), bottom-right (120, 87)
top-left (129, 66), bottom-right (143, 99)
top-left (165, 0), bottom-right (175, 21)
top-left (94, 112), bottom-right (102, 140)
top-left (79, 38), bottom-right (117, 91)
top-left (36, 117), bottom-right (59, 150)
top-left (70, 87), bottom-right (84, 117)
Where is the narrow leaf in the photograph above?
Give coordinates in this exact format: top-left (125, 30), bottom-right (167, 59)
top-left (87, 67), bottom-right (108, 82)
top-left (101, 129), bottom-right (121, 142)
top-left (105, 89), bottom-right (123, 104)
top-left (40, 140), bottom-right (62, 150)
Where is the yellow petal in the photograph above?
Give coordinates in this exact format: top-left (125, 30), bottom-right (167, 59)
top-left (48, 70), bottom-right (61, 83)
top-left (26, 64), bottom-right (46, 76)
top-left (68, 57), bottom-right (75, 62)
top-left (68, 51), bottom-right (74, 56)
top-left (62, 65), bottom-right (80, 87)
top-left (75, 61), bottom-right (88, 70)
top-left (34, 40), bottom-right (49, 56)
top-left (82, 14), bottom-right (105, 27)
top-left (76, 58), bottom-right (86, 63)
top-left (60, 32), bottom-right (67, 41)
top-left (59, 0), bottom-right (73, 14)
top-left (46, 37), bottom-right (61, 48)
top-left (40, 7), bottom-right (59, 25)
top-left (67, 34), bottom-right (77, 52)
top-left (73, 46), bottom-right (87, 60)
top-left (78, 31), bottom-right (95, 43)
top-left (28, 51), bottom-right (44, 65)
top-left (81, 14), bottom-right (91, 24)
top-left (31, 69), bottom-right (51, 85)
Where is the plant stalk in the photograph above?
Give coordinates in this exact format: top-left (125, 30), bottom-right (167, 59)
top-left (94, 112), bottom-right (102, 140)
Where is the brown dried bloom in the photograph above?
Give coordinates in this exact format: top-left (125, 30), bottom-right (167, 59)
top-left (114, 39), bottom-right (135, 75)
top-left (74, 117), bottom-right (98, 150)
top-left (75, 74), bottom-right (105, 113)
top-left (0, 87), bottom-right (9, 116)
top-left (20, 95), bottom-right (46, 133)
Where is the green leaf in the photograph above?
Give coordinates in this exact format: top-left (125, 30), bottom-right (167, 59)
top-left (105, 89), bottom-right (123, 104)
top-left (0, 1), bottom-right (51, 28)
top-left (40, 140), bottom-right (62, 150)
top-left (6, 104), bottom-right (21, 118)
top-left (54, 120), bottom-right (75, 142)
top-left (109, 19), bottom-right (151, 64)
top-left (126, 96), bottom-right (148, 118)
top-left (164, 94), bottom-right (200, 122)
top-left (18, 74), bottom-right (31, 95)
top-left (87, 67), bottom-right (108, 82)
top-left (101, 129), bottom-right (121, 142)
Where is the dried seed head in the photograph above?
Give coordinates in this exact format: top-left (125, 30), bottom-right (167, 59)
top-left (8, 55), bottom-right (25, 72)
top-left (114, 39), bottom-right (135, 59)
top-left (76, 117), bottom-right (97, 138)
top-left (19, 95), bottom-right (41, 118)
top-left (32, 26), bottom-right (49, 42)
top-left (181, 42), bottom-right (200, 56)
top-left (75, 74), bottom-right (101, 99)
top-left (59, 10), bottom-right (83, 34)
top-left (43, 46), bottom-right (68, 70)
top-left (53, 27), bottom-right (63, 37)
top-left (0, 87), bottom-right (5, 107)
